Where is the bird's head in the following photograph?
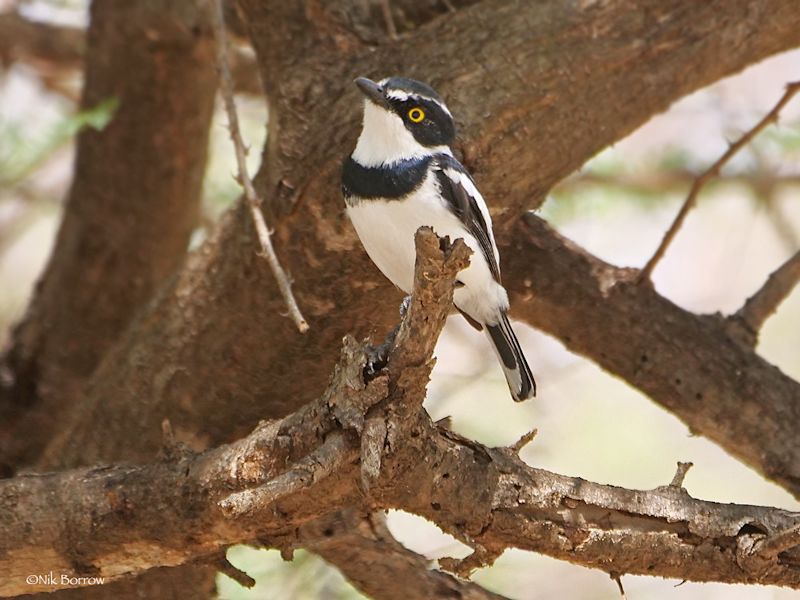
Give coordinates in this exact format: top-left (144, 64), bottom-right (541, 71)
top-left (351, 76), bottom-right (455, 167)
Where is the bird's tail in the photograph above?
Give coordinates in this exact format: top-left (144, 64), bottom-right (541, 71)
top-left (486, 312), bottom-right (536, 401)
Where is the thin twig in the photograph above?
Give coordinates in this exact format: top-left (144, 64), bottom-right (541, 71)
top-left (639, 81), bottom-right (800, 282)
top-left (510, 428), bottom-right (537, 455)
top-left (215, 554), bottom-right (256, 588)
top-left (733, 250), bottom-right (800, 335)
top-left (611, 573), bottom-right (627, 599)
top-left (379, 0), bottom-right (398, 40)
top-left (211, 0), bottom-right (309, 333)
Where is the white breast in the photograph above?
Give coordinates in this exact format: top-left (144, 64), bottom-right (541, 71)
top-left (347, 173), bottom-right (509, 325)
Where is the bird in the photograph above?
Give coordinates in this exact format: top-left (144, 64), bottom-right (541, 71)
top-left (342, 76), bottom-right (536, 401)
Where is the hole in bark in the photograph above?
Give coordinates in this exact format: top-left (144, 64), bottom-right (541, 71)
top-left (322, 527), bottom-right (334, 537)
top-left (738, 522), bottom-right (768, 536)
top-left (441, 472), bottom-right (450, 479)
top-left (640, 354), bottom-right (648, 363)
top-left (674, 378), bottom-right (682, 386)
top-left (431, 502), bottom-right (441, 511)
top-left (695, 392), bottom-right (703, 400)
top-left (410, 429), bottom-right (419, 438)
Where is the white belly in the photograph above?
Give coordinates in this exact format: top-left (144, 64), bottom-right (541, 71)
top-left (346, 175), bottom-right (508, 325)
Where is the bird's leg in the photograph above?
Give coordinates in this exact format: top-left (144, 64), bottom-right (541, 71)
top-left (363, 296), bottom-right (411, 381)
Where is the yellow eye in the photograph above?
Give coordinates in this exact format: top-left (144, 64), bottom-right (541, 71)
top-left (408, 107), bottom-right (425, 123)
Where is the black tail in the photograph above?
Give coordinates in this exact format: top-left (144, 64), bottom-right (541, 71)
top-left (486, 313), bottom-right (536, 401)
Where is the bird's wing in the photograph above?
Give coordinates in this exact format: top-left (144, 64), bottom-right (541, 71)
top-left (432, 153), bottom-right (501, 282)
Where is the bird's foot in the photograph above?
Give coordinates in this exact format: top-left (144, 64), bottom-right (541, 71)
top-left (363, 323), bottom-right (401, 382)
top-left (399, 295), bottom-right (412, 317)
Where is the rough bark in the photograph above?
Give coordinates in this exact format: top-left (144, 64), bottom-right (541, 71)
top-left (38, 0), bottom-right (800, 472)
top-left (304, 510), bottom-right (511, 600)
top-left (0, 0), bottom-right (218, 469)
top-left (2, 0), bottom-right (800, 597)
top-left (4, 231), bottom-right (800, 598)
top-left (503, 216), bottom-right (800, 496)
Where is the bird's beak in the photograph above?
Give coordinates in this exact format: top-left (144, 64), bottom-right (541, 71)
top-left (354, 77), bottom-right (389, 108)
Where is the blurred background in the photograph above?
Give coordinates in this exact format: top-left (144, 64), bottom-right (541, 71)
top-left (1, 1), bottom-right (799, 598)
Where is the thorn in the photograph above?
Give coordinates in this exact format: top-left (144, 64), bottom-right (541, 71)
top-left (216, 555), bottom-right (256, 588)
top-left (511, 429), bottom-right (538, 454)
top-left (280, 546), bottom-right (294, 561)
top-left (610, 572), bottom-right (627, 598)
top-left (435, 415), bottom-right (453, 431)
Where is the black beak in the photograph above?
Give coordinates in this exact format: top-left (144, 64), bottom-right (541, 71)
top-left (354, 77), bottom-right (388, 107)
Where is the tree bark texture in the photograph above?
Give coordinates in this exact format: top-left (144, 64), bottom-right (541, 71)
top-left (3, 231), bottom-right (800, 598)
top-left (35, 0), bottom-right (800, 473)
top-left (1, 0), bottom-right (799, 597)
top-left (0, 0), bottom-right (218, 468)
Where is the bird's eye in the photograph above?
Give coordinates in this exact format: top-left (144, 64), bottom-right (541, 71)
top-left (408, 107), bottom-right (425, 123)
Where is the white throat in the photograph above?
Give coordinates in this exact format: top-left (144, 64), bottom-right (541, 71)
top-left (352, 100), bottom-right (450, 167)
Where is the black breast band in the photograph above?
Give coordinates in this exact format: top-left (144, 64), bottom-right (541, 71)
top-left (342, 156), bottom-right (431, 202)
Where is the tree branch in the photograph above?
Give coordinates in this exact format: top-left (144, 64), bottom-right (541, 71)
top-left (39, 0), bottom-right (800, 476)
top-left (731, 249), bottom-right (800, 342)
top-left (0, 0), bottom-right (219, 470)
top-left (211, 0), bottom-right (309, 333)
top-left (304, 510), bottom-right (511, 600)
top-left (0, 11), bottom-right (84, 68)
top-left (639, 81), bottom-right (800, 281)
top-left (4, 230), bottom-right (800, 598)
top-left (502, 215), bottom-right (800, 497)
top-left (0, 9), bottom-right (261, 96)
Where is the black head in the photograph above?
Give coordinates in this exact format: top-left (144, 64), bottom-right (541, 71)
top-left (355, 76), bottom-right (456, 148)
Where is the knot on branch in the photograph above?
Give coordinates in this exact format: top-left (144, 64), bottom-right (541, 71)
top-left (736, 523), bottom-right (800, 578)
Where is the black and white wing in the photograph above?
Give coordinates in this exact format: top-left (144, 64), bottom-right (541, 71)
top-left (432, 153), bottom-right (501, 282)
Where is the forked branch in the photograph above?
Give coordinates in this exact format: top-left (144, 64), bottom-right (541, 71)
top-left (733, 249), bottom-right (800, 339)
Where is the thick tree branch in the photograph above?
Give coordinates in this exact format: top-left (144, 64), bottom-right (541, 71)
top-left (0, 0), bottom-right (219, 470)
top-left (304, 510), bottom-right (511, 600)
top-left (39, 0), bottom-right (800, 474)
top-left (502, 215), bottom-right (800, 497)
top-left (0, 9), bottom-right (261, 96)
top-left (3, 233), bottom-right (800, 598)
top-left (731, 250), bottom-right (800, 343)
top-left (0, 11), bottom-right (83, 68)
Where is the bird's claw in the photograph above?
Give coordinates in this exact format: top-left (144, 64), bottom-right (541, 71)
top-left (399, 295), bottom-right (412, 317)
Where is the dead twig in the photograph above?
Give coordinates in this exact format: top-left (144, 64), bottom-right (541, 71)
top-left (639, 81), bottom-right (800, 282)
top-left (211, 0), bottom-right (309, 333)
top-left (379, 0), bottom-right (398, 39)
top-left (215, 554), bottom-right (256, 588)
top-left (669, 461), bottom-right (693, 488)
top-left (733, 250), bottom-right (800, 336)
top-left (510, 428), bottom-right (537, 454)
